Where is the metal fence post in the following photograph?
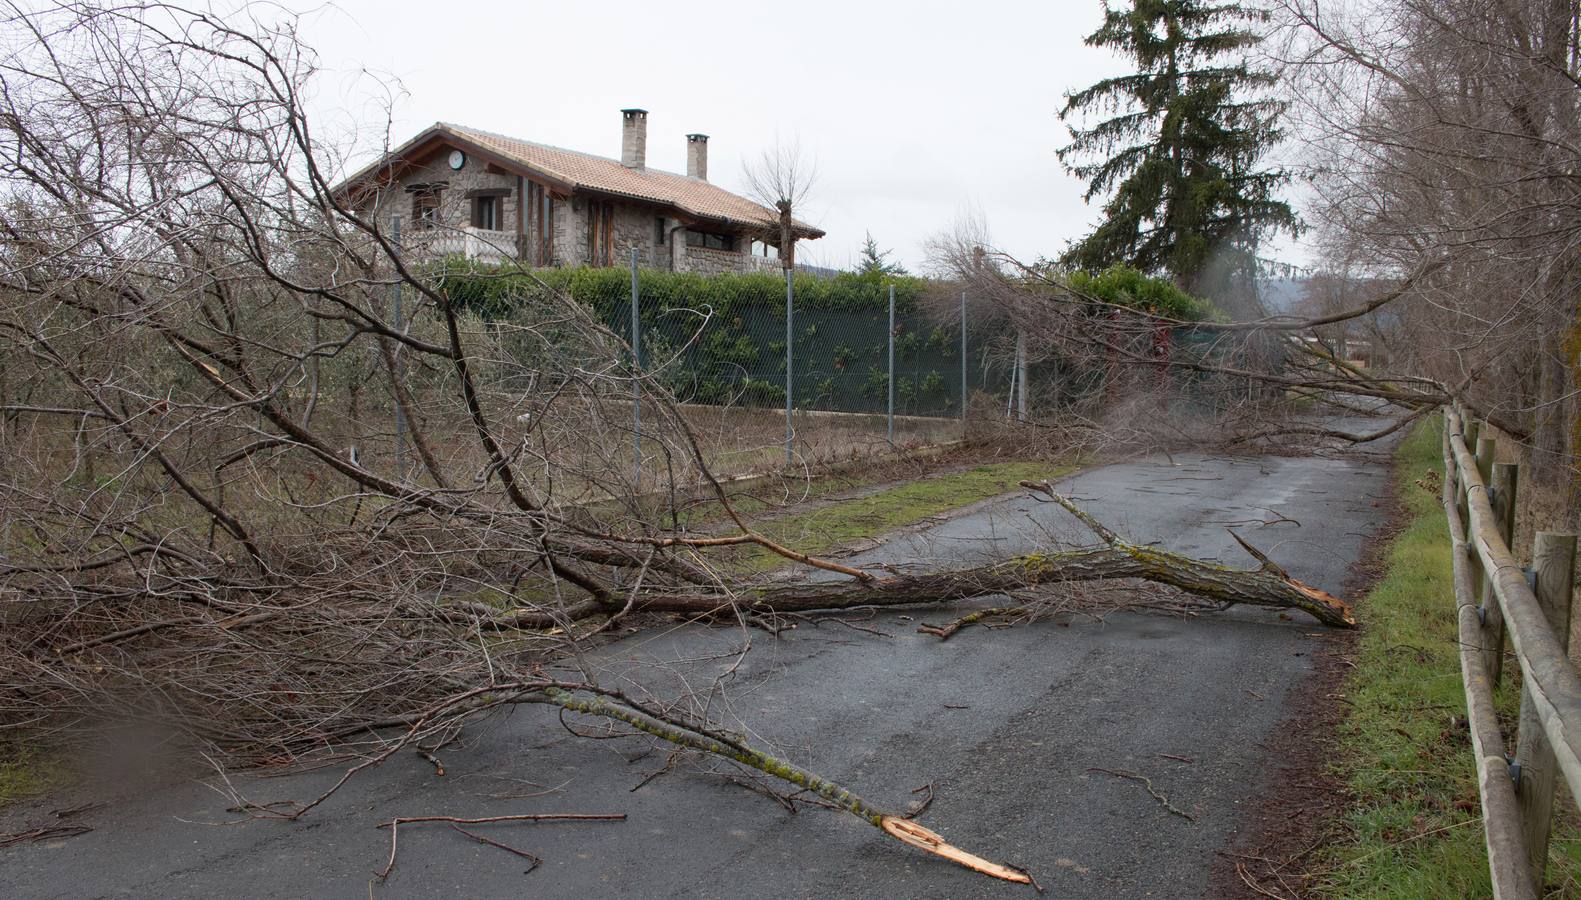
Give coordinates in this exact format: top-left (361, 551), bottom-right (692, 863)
top-left (1006, 352), bottom-right (1017, 419)
top-left (1015, 329), bottom-right (1028, 421)
top-left (1515, 530), bottom-right (1578, 886)
top-left (631, 247), bottom-right (641, 486)
top-left (959, 290), bottom-right (967, 425)
top-left (887, 284), bottom-right (895, 445)
top-left (390, 214), bottom-right (406, 480)
top-left (784, 267), bottom-right (793, 465)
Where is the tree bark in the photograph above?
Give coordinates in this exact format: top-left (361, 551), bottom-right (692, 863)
top-left (611, 482), bottom-right (1354, 628)
top-left (541, 685), bottom-right (1032, 884)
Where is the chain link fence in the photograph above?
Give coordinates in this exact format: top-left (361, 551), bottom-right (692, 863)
top-left (597, 253), bottom-right (1013, 481)
top-left (429, 252), bottom-right (1249, 491)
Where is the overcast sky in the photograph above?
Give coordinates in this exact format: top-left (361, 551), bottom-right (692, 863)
top-left (303, 0), bottom-right (1306, 273)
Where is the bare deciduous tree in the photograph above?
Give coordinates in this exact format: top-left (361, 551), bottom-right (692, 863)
top-left (1273, 0), bottom-right (1581, 524)
top-left (742, 136), bottom-right (816, 269)
top-left (0, 0), bottom-right (1359, 882)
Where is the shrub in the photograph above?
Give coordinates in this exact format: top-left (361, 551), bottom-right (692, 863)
top-left (1064, 265), bottom-right (1221, 322)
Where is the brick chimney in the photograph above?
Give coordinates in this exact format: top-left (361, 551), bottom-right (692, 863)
top-left (686, 133), bottom-right (709, 181)
top-left (620, 108), bottom-right (648, 169)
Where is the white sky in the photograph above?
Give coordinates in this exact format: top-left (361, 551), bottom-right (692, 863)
top-left (301, 0), bottom-right (1308, 273)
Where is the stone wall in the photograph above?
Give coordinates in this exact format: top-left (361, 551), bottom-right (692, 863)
top-left (557, 197), bottom-right (677, 269)
top-left (682, 245), bottom-right (754, 275)
top-left (553, 196), bottom-right (582, 266)
top-left (612, 203), bottom-right (663, 268)
top-left (357, 155), bottom-right (519, 235)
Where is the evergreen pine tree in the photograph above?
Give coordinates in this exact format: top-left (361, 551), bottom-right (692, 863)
top-left (856, 231), bottom-right (908, 277)
top-left (1058, 0), bottom-right (1297, 309)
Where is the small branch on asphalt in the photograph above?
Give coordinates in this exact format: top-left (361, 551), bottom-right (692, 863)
top-left (448, 824), bottom-right (543, 873)
top-left (374, 813), bottom-right (626, 880)
top-left (905, 782), bottom-right (936, 819)
top-left (1087, 767), bottom-right (1196, 822)
top-left (630, 749), bottom-right (682, 793)
top-left (0, 825), bottom-right (92, 849)
top-left (416, 750), bottom-right (445, 777)
top-left (918, 606), bottom-right (1025, 640)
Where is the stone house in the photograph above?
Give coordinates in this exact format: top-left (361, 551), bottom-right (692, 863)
top-left (335, 109), bottom-right (823, 272)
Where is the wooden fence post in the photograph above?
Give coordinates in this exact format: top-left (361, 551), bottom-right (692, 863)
top-left (1515, 531), bottom-right (1579, 887)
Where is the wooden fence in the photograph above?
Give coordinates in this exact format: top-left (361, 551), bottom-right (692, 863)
top-left (1442, 406), bottom-right (1579, 898)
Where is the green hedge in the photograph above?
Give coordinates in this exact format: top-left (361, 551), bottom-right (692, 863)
top-left (429, 259), bottom-right (931, 321)
top-left (422, 259), bottom-right (1217, 417)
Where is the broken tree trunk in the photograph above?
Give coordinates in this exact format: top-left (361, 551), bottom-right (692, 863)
top-left (618, 482), bottom-right (1354, 628)
top-left (541, 685), bottom-right (1032, 885)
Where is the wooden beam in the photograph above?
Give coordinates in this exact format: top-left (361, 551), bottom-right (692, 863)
top-left (1443, 422), bottom-right (1540, 900)
top-left (1447, 409), bottom-right (1581, 812)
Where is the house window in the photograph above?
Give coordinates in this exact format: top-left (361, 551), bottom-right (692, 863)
top-left (411, 189), bottom-right (442, 229)
top-left (471, 195), bottom-right (498, 230)
top-left (685, 229), bottom-right (735, 252)
top-left (655, 216), bottom-right (666, 246)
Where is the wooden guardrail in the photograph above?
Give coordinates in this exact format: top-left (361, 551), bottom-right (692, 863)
top-left (1442, 406), bottom-right (1578, 897)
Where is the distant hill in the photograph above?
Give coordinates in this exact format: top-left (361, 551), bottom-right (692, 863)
top-left (1258, 277), bottom-right (1309, 315)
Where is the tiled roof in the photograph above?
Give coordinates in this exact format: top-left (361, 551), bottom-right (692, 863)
top-left (347, 122), bottom-right (823, 239)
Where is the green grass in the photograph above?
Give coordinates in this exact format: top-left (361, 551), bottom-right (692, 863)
top-left (1315, 416), bottom-right (1581, 897)
top-left (0, 743), bottom-right (59, 808)
top-left (728, 459), bottom-right (1072, 573)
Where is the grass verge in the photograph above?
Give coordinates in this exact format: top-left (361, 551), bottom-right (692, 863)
top-left (728, 459), bottom-right (1073, 573)
top-left (0, 742), bottom-right (59, 809)
top-left (1314, 416), bottom-right (1581, 897)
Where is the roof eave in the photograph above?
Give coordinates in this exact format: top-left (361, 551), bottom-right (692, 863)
top-left (332, 124), bottom-right (827, 242)
top-left (331, 124), bottom-right (579, 201)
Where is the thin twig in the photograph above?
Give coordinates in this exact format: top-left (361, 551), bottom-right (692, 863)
top-left (449, 824), bottom-right (543, 873)
top-left (1086, 767), bottom-right (1196, 822)
top-left (375, 813), bottom-right (625, 880)
top-left (0, 825), bottom-right (91, 848)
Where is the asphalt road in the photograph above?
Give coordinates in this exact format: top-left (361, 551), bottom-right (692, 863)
top-left (1, 445), bottom-right (1393, 899)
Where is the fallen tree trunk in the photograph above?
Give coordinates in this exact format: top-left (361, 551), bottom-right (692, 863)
top-left (619, 482), bottom-right (1354, 628)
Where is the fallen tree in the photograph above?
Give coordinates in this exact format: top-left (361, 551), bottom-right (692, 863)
top-left (611, 481), bottom-right (1353, 628)
top-left (0, 2), bottom-right (1355, 887)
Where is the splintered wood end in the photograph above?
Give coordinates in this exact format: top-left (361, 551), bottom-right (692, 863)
top-left (1290, 577), bottom-right (1356, 626)
top-left (879, 815), bottom-right (1033, 884)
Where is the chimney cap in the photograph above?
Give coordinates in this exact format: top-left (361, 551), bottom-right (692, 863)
top-left (686, 133), bottom-right (709, 142)
top-left (622, 108), bottom-right (648, 116)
